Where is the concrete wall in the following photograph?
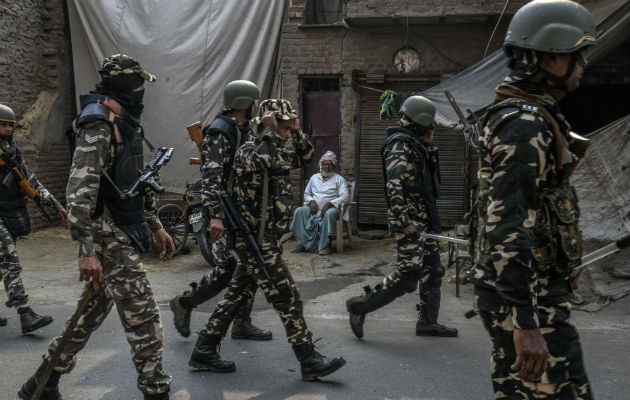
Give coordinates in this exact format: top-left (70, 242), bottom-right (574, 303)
top-left (0, 0), bottom-right (75, 229)
top-left (280, 1), bottom-right (523, 190)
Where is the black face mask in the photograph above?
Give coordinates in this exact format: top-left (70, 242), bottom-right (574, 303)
top-left (94, 74), bottom-right (145, 118)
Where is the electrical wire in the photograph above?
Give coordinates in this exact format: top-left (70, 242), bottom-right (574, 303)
top-left (483, 0), bottom-right (510, 59)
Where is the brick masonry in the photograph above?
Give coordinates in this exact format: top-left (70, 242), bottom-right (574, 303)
top-left (0, 0), bottom-right (75, 229)
top-left (281, 1), bottom-right (523, 200)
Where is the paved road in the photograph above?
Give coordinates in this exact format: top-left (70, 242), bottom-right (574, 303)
top-left (0, 227), bottom-right (628, 400)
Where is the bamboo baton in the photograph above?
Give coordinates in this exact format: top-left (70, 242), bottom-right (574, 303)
top-left (31, 285), bottom-right (96, 400)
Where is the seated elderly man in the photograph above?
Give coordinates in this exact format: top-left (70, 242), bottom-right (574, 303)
top-left (290, 151), bottom-right (349, 255)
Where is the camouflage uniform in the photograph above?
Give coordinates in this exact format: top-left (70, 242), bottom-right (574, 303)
top-left (34, 56), bottom-right (170, 397)
top-left (0, 142), bottom-right (54, 308)
top-left (470, 76), bottom-right (592, 399)
top-left (204, 123), bottom-right (314, 344)
top-left (346, 125), bottom-right (454, 333)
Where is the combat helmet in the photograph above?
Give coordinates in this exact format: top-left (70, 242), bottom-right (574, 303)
top-left (254, 99), bottom-right (298, 124)
top-left (224, 80), bottom-right (260, 110)
top-left (0, 104), bottom-right (16, 124)
top-left (98, 54), bottom-right (156, 82)
top-left (504, 0), bottom-right (596, 57)
top-left (399, 96), bottom-right (435, 128)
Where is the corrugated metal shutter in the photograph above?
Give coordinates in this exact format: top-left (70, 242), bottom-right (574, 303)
top-left (356, 82), bottom-right (467, 226)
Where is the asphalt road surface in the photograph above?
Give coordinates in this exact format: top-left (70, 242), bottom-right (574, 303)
top-left (0, 227), bottom-right (628, 400)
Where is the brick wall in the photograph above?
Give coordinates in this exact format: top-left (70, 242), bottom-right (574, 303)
top-left (281, 0), bottom-right (517, 188)
top-left (0, 0), bottom-right (75, 229)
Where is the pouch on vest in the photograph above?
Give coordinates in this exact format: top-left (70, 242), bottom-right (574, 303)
top-left (0, 207), bottom-right (31, 238)
top-left (106, 201), bottom-right (151, 253)
top-left (532, 183), bottom-right (582, 271)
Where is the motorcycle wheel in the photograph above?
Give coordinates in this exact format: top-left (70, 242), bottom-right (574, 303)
top-left (157, 203), bottom-right (188, 255)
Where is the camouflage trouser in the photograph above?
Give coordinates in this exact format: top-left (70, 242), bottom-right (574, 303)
top-left (479, 302), bottom-right (592, 400)
top-left (45, 230), bottom-right (171, 395)
top-left (205, 238), bottom-right (312, 345)
top-left (0, 219), bottom-right (28, 308)
top-left (205, 234), bottom-right (236, 285)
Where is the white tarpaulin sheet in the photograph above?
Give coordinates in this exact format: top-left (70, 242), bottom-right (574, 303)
top-left (68, 0), bottom-right (287, 192)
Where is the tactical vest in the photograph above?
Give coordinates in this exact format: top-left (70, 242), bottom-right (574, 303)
top-left (202, 111), bottom-right (246, 193)
top-left (382, 127), bottom-right (442, 232)
top-left (74, 94), bottom-right (145, 225)
top-left (0, 143), bottom-right (31, 237)
top-left (471, 97), bottom-right (583, 294)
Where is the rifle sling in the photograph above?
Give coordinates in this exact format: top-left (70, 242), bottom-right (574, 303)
top-left (258, 169), bottom-right (269, 246)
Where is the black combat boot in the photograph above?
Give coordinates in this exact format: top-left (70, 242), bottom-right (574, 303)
top-left (144, 391), bottom-right (169, 400)
top-left (292, 342), bottom-right (346, 381)
top-left (169, 295), bottom-right (192, 337)
top-left (189, 331), bottom-right (236, 372)
top-left (18, 358), bottom-right (63, 400)
top-left (231, 304), bottom-right (272, 340)
top-left (19, 306), bottom-right (53, 334)
top-left (170, 276), bottom-right (226, 338)
top-left (0, 315), bottom-right (7, 326)
top-left (346, 284), bottom-right (405, 339)
top-left (415, 299), bottom-right (458, 337)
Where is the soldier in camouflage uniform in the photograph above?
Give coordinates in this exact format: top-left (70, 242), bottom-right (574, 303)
top-left (345, 96), bottom-right (457, 339)
top-left (468, 1), bottom-right (597, 398)
top-left (0, 103), bottom-right (67, 335)
top-left (19, 55), bottom-right (174, 400)
top-left (170, 80), bottom-right (271, 341)
top-left (189, 99), bottom-right (346, 381)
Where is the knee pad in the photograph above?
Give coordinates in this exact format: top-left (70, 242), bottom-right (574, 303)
top-left (430, 263), bottom-right (445, 287)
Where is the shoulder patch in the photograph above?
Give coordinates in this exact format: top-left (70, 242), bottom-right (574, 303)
top-left (84, 133), bottom-right (98, 143)
top-left (521, 103), bottom-right (539, 113)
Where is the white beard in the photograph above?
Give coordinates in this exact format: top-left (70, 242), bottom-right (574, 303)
top-left (320, 170), bottom-right (333, 179)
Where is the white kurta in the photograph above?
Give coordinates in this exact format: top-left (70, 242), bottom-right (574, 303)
top-left (303, 173), bottom-right (350, 220)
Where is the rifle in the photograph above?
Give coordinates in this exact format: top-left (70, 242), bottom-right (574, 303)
top-left (104, 147), bottom-right (173, 200)
top-left (187, 121), bottom-right (204, 165)
top-left (218, 192), bottom-right (276, 290)
top-left (0, 156), bottom-right (64, 221)
top-left (444, 90), bottom-right (479, 148)
top-left (568, 131), bottom-right (589, 173)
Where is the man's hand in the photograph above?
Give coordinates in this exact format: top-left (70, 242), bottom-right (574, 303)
top-left (570, 268), bottom-right (582, 290)
top-left (58, 209), bottom-right (69, 225)
top-left (79, 256), bottom-right (104, 291)
top-left (321, 202), bottom-right (334, 216)
top-left (290, 118), bottom-right (300, 134)
top-left (309, 200), bottom-right (318, 215)
top-left (153, 228), bottom-right (175, 261)
top-left (210, 218), bottom-right (224, 239)
top-left (511, 328), bottom-right (549, 381)
top-left (402, 224), bottom-right (419, 238)
top-left (262, 111), bottom-right (278, 129)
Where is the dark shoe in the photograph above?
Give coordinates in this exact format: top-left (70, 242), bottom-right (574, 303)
top-left (292, 342), bottom-right (346, 381)
top-left (348, 313), bottom-right (365, 339)
top-left (231, 319), bottom-right (272, 341)
top-left (18, 359), bottom-right (62, 400)
top-left (19, 307), bottom-right (53, 334)
top-left (0, 315), bottom-right (7, 326)
top-left (290, 244), bottom-right (306, 253)
top-left (318, 246), bottom-right (332, 255)
top-left (144, 392), bottom-right (169, 400)
top-left (189, 331), bottom-right (236, 372)
top-left (415, 320), bottom-right (458, 337)
top-left (169, 296), bottom-right (192, 337)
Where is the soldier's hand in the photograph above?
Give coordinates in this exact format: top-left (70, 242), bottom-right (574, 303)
top-left (290, 118), bottom-right (300, 133)
top-left (402, 224), bottom-right (419, 238)
top-left (78, 256), bottom-right (104, 290)
top-left (570, 268), bottom-right (582, 290)
top-left (210, 218), bottom-right (224, 239)
top-left (309, 200), bottom-right (318, 215)
top-left (58, 209), bottom-right (69, 225)
top-left (262, 111), bottom-right (278, 128)
top-left (154, 228), bottom-right (175, 261)
top-left (512, 328), bottom-right (549, 381)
